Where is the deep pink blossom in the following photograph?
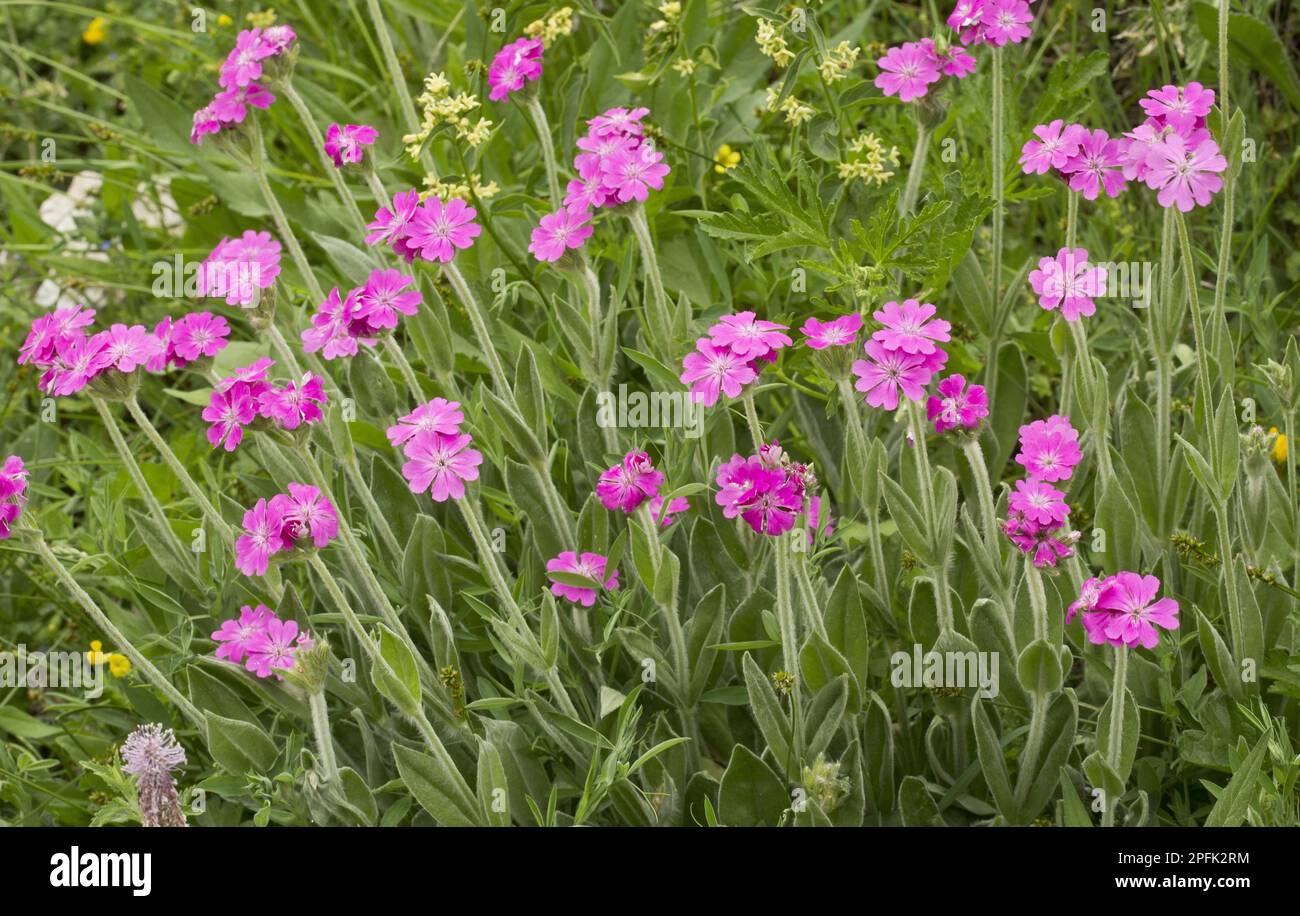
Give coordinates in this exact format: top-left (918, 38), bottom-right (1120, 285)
top-left (203, 385), bottom-right (257, 452)
top-left (488, 37), bottom-right (544, 101)
top-left (801, 313), bottom-right (863, 350)
top-left (679, 339), bottom-right (759, 406)
top-left (45, 331), bottom-right (112, 396)
top-left (219, 29), bottom-right (274, 89)
top-left (1090, 572), bottom-right (1180, 649)
top-left (1028, 247), bottom-right (1108, 322)
top-left (709, 312), bottom-right (793, 360)
top-left (170, 311), bottom-right (230, 363)
top-left (244, 617), bottom-right (303, 679)
top-left (401, 430), bottom-right (482, 502)
top-left (1139, 83), bottom-right (1214, 135)
top-left (387, 398), bottom-right (464, 449)
top-left (587, 107), bottom-right (649, 138)
top-left (0, 455), bottom-right (28, 540)
top-left (1019, 119), bottom-right (1084, 175)
top-left (323, 122), bottom-right (378, 168)
top-left (366, 188), bottom-right (423, 254)
top-left (600, 143), bottom-right (670, 203)
top-left (529, 208), bottom-right (594, 262)
top-left (212, 604), bottom-right (273, 664)
top-left (356, 269), bottom-right (422, 330)
top-left (260, 373), bottom-right (326, 430)
top-left (19, 305), bottom-right (96, 367)
top-left (1061, 129), bottom-right (1127, 200)
top-left (198, 231), bottom-right (281, 306)
top-left (546, 551), bottom-right (619, 607)
top-left (1009, 478), bottom-right (1070, 527)
top-left (872, 299), bottom-right (950, 355)
top-left (596, 451), bottom-right (665, 513)
top-left (272, 482), bottom-right (338, 548)
top-left (851, 339), bottom-right (937, 411)
top-left (926, 374), bottom-right (988, 433)
top-left (406, 197), bottom-right (482, 263)
top-left (874, 42), bottom-right (942, 102)
top-left (1143, 134), bottom-right (1227, 213)
top-left (235, 498), bottom-right (287, 576)
top-left (100, 323), bottom-right (163, 373)
top-left (1015, 415), bottom-right (1083, 482)
top-left (982, 0), bottom-right (1033, 45)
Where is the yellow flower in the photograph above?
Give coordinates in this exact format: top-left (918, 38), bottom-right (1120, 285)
top-left (714, 144), bottom-right (741, 174)
top-left (108, 654), bottom-right (131, 678)
top-left (1269, 427), bottom-right (1287, 463)
top-left (218, 14), bottom-right (233, 27)
top-left (83, 17), bottom-right (108, 44)
top-left (86, 640), bottom-right (107, 665)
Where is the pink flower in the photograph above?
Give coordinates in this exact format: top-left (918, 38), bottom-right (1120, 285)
top-left (1002, 512), bottom-right (1075, 568)
top-left (1019, 119), bottom-right (1084, 175)
top-left (216, 357), bottom-right (274, 394)
top-left (210, 83), bottom-right (275, 123)
top-left (260, 24), bottom-right (296, 55)
top-left (1061, 129), bottom-right (1127, 200)
top-left (235, 498), bottom-right (287, 576)
top-left (212, 604), bottom-right (273, 664)
top-left (260, 373), bottom-right (326, 430)
top-left (920, 38), bottom-right (977, 78)
top-left (219, 29), bottom-right (274, 89)
top-left (587, 107), bottom-right (649, 138)
top-left (1028, 247), bottom-right (1108, 322)
top-left (487, 37), bottom-right (544, 101)
top-left (198, 231), bottom-right (281, 306)
top-left (1015, 415), bottom-right (1082, 482)
top-left (1009, 478), bottom-right (1070, 527)
top-left (1143, 134), bottom-right (1227, 213)
top-left (401, 430), bottom-right (482, 502)
top-left (0, 455), bottom-right (29, 540)
top-left (387, 398), bottom-right (464, 449)
top-left (1090, 572), bottom-right (1180, 649)
top-left (529, 208), bottom-right (594, 262)
top-left (1139, 83), bottom-right (1214, 135)
top-left (596, 450), bottom-right (665, 513)
top-left (190, 104), bottom-right (222, 145)
top-left (301, 287), bottom-right (376, 359)
top-left (45, 331), bottom-right (112, 396)
top-left (203, 385), bottom-right (257, 451)
top-left (851, 339), bottom-right (936, 411)
top-left (926, 374), bottom-right (988, 433)
top-left (366, 188), bottom-right (422, 252)
top-left (546, 551), bottom-right (619, 607)
top-left (715, 454), bottom-right (755, 519)
top-left (406, 197), bottom-right (482, 263)
top-left (19, 305), bottom-right (96, 367)
top-left (679, 339), bottom-right (759, 406)
top-left (648, 494), bottom-right (690, 527)
top-left (170, 312), bottom-right (230, 362)
top-left (323, 122), bottom-right (378, 168)
top-left (574, 132), bottom-right (636, 177)
top-left (273, 482), bottom-right (338, 548)
top-left (801, 313), bottom-right (863, 350)
top-left (1066, 575), bottom-right (1104, 625)
top-left (874, 42), bottom-right (942, 102)
top-left (872, 299), bottom-right (951, 355)
top-left (947, 0), bottom-right (988, 44)
top-left (356, 268), bottom-right (422, 330)
top-left (708, 311), bottom-right (793, 360)
top-left (565, 174), bottom-right (615, 211)
top-left (982, 0), bottom-right (1033, 46)
top-left (245, 617), bottom-right (303, 679)
top-left (737, 465), bottom-right (804, 537)
top-left (600, 143), bottom-right (670, 203)
top-left (100, 323), bottom-right (163, 373)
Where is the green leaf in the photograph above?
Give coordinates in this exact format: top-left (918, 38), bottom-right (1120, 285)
top-left (898, 776), bottom-right (944, 826)
top-left (1203, 734), bottom-right (1269, 827)
top-left (971, 696), bottom-right (1015, 821)
top-left (718, 744), bottom-right (788, 827)
top-left (741, 653), bottom-right (792, 771)
top-left (392, 744), bottom-right (477, 827)
top-left (371, 625), bottom-right (422, 716)
top-left (204, 710), bottom-right (277, 776)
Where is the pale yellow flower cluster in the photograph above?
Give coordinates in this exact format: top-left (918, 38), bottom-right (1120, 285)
top-left (524, 6), bottom-right (576, 47)
top-left (246, 8), bottom-right (277, 28)
top-left (422, 173), bottom-right (500, 202)
top-left (756, 19), bottom-right (794, 67)
top-left (403, 72), bottom-right (493, 160)
top-left (818, 41), bottom-right (860, 84)
top-left (650, 1), bottom-right (681, 35)
top-left (673, 57), bottom-right (696, 76)
top-left (765, 88), bottom-right (814, 126)
top-left (837, 131), bottom-right (899, 187)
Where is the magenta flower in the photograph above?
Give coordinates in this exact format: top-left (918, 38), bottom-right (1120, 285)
top-left (648, 494), bottom-right (690, 527)
top-left (874, 42), bottom-right (942, 102)
top-left (737, 465), bottom-right (804, 537)
top-left (170, 311), bottom-right (230, 363)
top-left (926, 374), bottom-right (989, 433)
top-left (919, 38), bottom-right (977, 78)
top-left (1061, 129), bottom-right (1127, 200)
top-left (852, 339), bottom-right (936, 411)
top-left (565, 174), bottom-right (615, 211)
top-left (45, 331), bottom-right (112, 396)
top-left (0, 455), bottom-right (29, 540)
top-left (872, 299), bottom-right (951, 356)
top-left (1143, 134), bottom-right (1227, 213)
top-left (406, 197), bottom-right (482, 263)
top-left (588, 107), bottom-right (650, 138)
top-left (601, 143), bottom-right (670, 203)
top-left (356, 268), bottom-right (422, 330)
top-left (982, 0), bottom-right (1033, 45)
top-left (679, 339), bottom-right (759, 406)
top-left (323, 122), bottom-right (378, 168)
top-left (387, 398), bottom-right (465, 449)
top-left (487, 37), bottom-right (544, 102)
top-left (546, 551), bottom-right (619, 607)
top-left (947, 0), bottom-right (988, 44)
top-left (301, 287), bottom-right (376, 359)
top-left (19, 305), bottom-right (96, 367)
top-left (212, 604), bottom-right (273, 664)
top-left (1090, 572), bottom-right (1180, 649)
top-left (529, 208), bottom-right (594, 262)
top-left (596, 450), bottom-right (665, 513)
top-left (715, 454), bottom-right (755, 519)
top-left (1019, 119), bottom-right (1084, 175)
top-left (575, 132), bottom-right (636, 177)
top-left (209, 83), bottom-right (275, 124)
top-left (219, 29), bottom-right (274, 89)
top-left (198, 231), bottom-right (281, 306)
top-left (260, 373), bottom-right (326, 431)
top-left (216, 357), bottom-right (275, 394)
top-left (1015, 415), bottom-right (1083, 482)
top-left (244, 617), bottom-right (303, 679)
top-left (260, 24), bottom-right (296, 55)
top-left (401, 430), bottom-right (482, 502)
top-left (1139, 83), bottom-right (1214, 135)
top-left (1028, 247), bottom-right (1108, 322)
top-left (235, 498), bottom-right (288, 576)
top-left (203, 385), bottom-right (257, 452)
top-left (709, 312), bottom-right (793, 360)
top-left (801, 313), bottom-right (863, 350)
top-left (366, 188), bottom-right (422, 253)
top-left (1066, 576), bottom-right (1105, 625)
top-left (1009, 478), bottom-right (1070, 527)
top-left (1002, 512), bottom-right (1075, 568)
top-left (100, 323), bottom-right (163, 373)
top-left (190, 104), bottom-right (222, 144)
top-left (273, 482), bottom-right (338, 548)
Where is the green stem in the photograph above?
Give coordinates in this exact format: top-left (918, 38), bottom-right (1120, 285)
top-left (791, 548), bottom-right (827, 639)
top-left (989, 46), bottom-right (1005, 308)
top-left (524, 95), bottom-right (563, 210)
top-left (1101, 645), bottom-right (1128, 827)
top-left (365, 0), bottom-right (438, 177)
top-left (1174, 211), bottom-right (1215, 433)
top-left (742, 391), bottom-right (764, 451)
top-left (960, 437), bottom-right (1001, 554)
top-left (1211, 0), bottom-right (1232, 360)
top-left (308, 690), bottom-right (340, 783)
top-left (385, 334), bottom-right (424, 406)
top-left (32, 535), bottom-right (202, 728)
top-left (898, 120), bottom-right (931, 217)
top-left (773, 536), bottom-right (801, 680)
top-left (443, 261), bottom-right (510, 395)
top-left (279, 80), bottom-right (370, 238)
top-left (627, 203), bottom-right (672, 362)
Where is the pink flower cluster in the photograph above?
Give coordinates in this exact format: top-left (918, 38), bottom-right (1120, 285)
top-left (852, 299), bottom-right (950, 411)
top-left (234, 482), bottom-right (338, 577)
top-left (1002, 415), bottom-right (1081, 567)
top-left (947, 0), bottom-right (1036, 46)
top-left (546, 551), bottom-right (619, 607)
top-left (0, 455), bottom-right (28, 539)
top-left (302, 268), bottom-right (423, 359)
top-left (1028, 247), bottom-right (1108, 322)
top-left (926, 374), bottom-right (989, 434)
top-left (212, 603), bottom-right (315, 678)
top-left (149, 311), bottom-right (231, 372)
top-left (874, 38), bottom-right (976, 103)
top-left (715, 441), bottom-right (828, 539)
top-left (198, 231), bottom-right (283, 307)
top-left (530, 107), bottom-right (671, 263)
top-left (487, 37), bottom-right (544, 102)
top-left (323, 122), bottom-right (378, 168)
top-left (19, 305), bottom-right (167, 397)
top-left (596, 450), bottom-right (665, 513)
top-left (680, 311), bottom-right (791, 406)
top-left (388, 398), bottom-right (482, 502)
top-left (366, 189), bottom-right (481, 264)
top-left (1019, 83), bottom-right (1227, 211)
top-left (1067, 572), bottom-right (1180, 649)
top-left (190, 26), bottom-right (296, 145)
top-left (203, 358), bottom-right (327, 451)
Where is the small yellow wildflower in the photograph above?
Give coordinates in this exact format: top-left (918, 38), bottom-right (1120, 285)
top-left (85, 641), bottom-right (130, 676)
top-left (525, 7), bottom-right (576, 48)
top-left (217, 14), bottom-right (233, 27)
top-left (422, 173), bottom-right (500, 201)
top-left (86, 640), bottom-right (106, 666)
top-left (673, 57), bottom-right (697, 77)
top-left (756, 19), bottom-right (795, 68)
top-left (838, 131), bottom-right (900, 187)
top-left (1269, 427), bottom-right (1288, 463)
top-left (818, 41), bottom-right (860, 84)
top-left (82, 17), bottom-right (108, 44)
top-left (246, 9), bottom-right (277, 28)
top-left (714, 144), bottom-right (741, 174)
top-left (403, 71), bottom-right (494, 159)
top-left (764, 88), bottom-right (814, 126)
